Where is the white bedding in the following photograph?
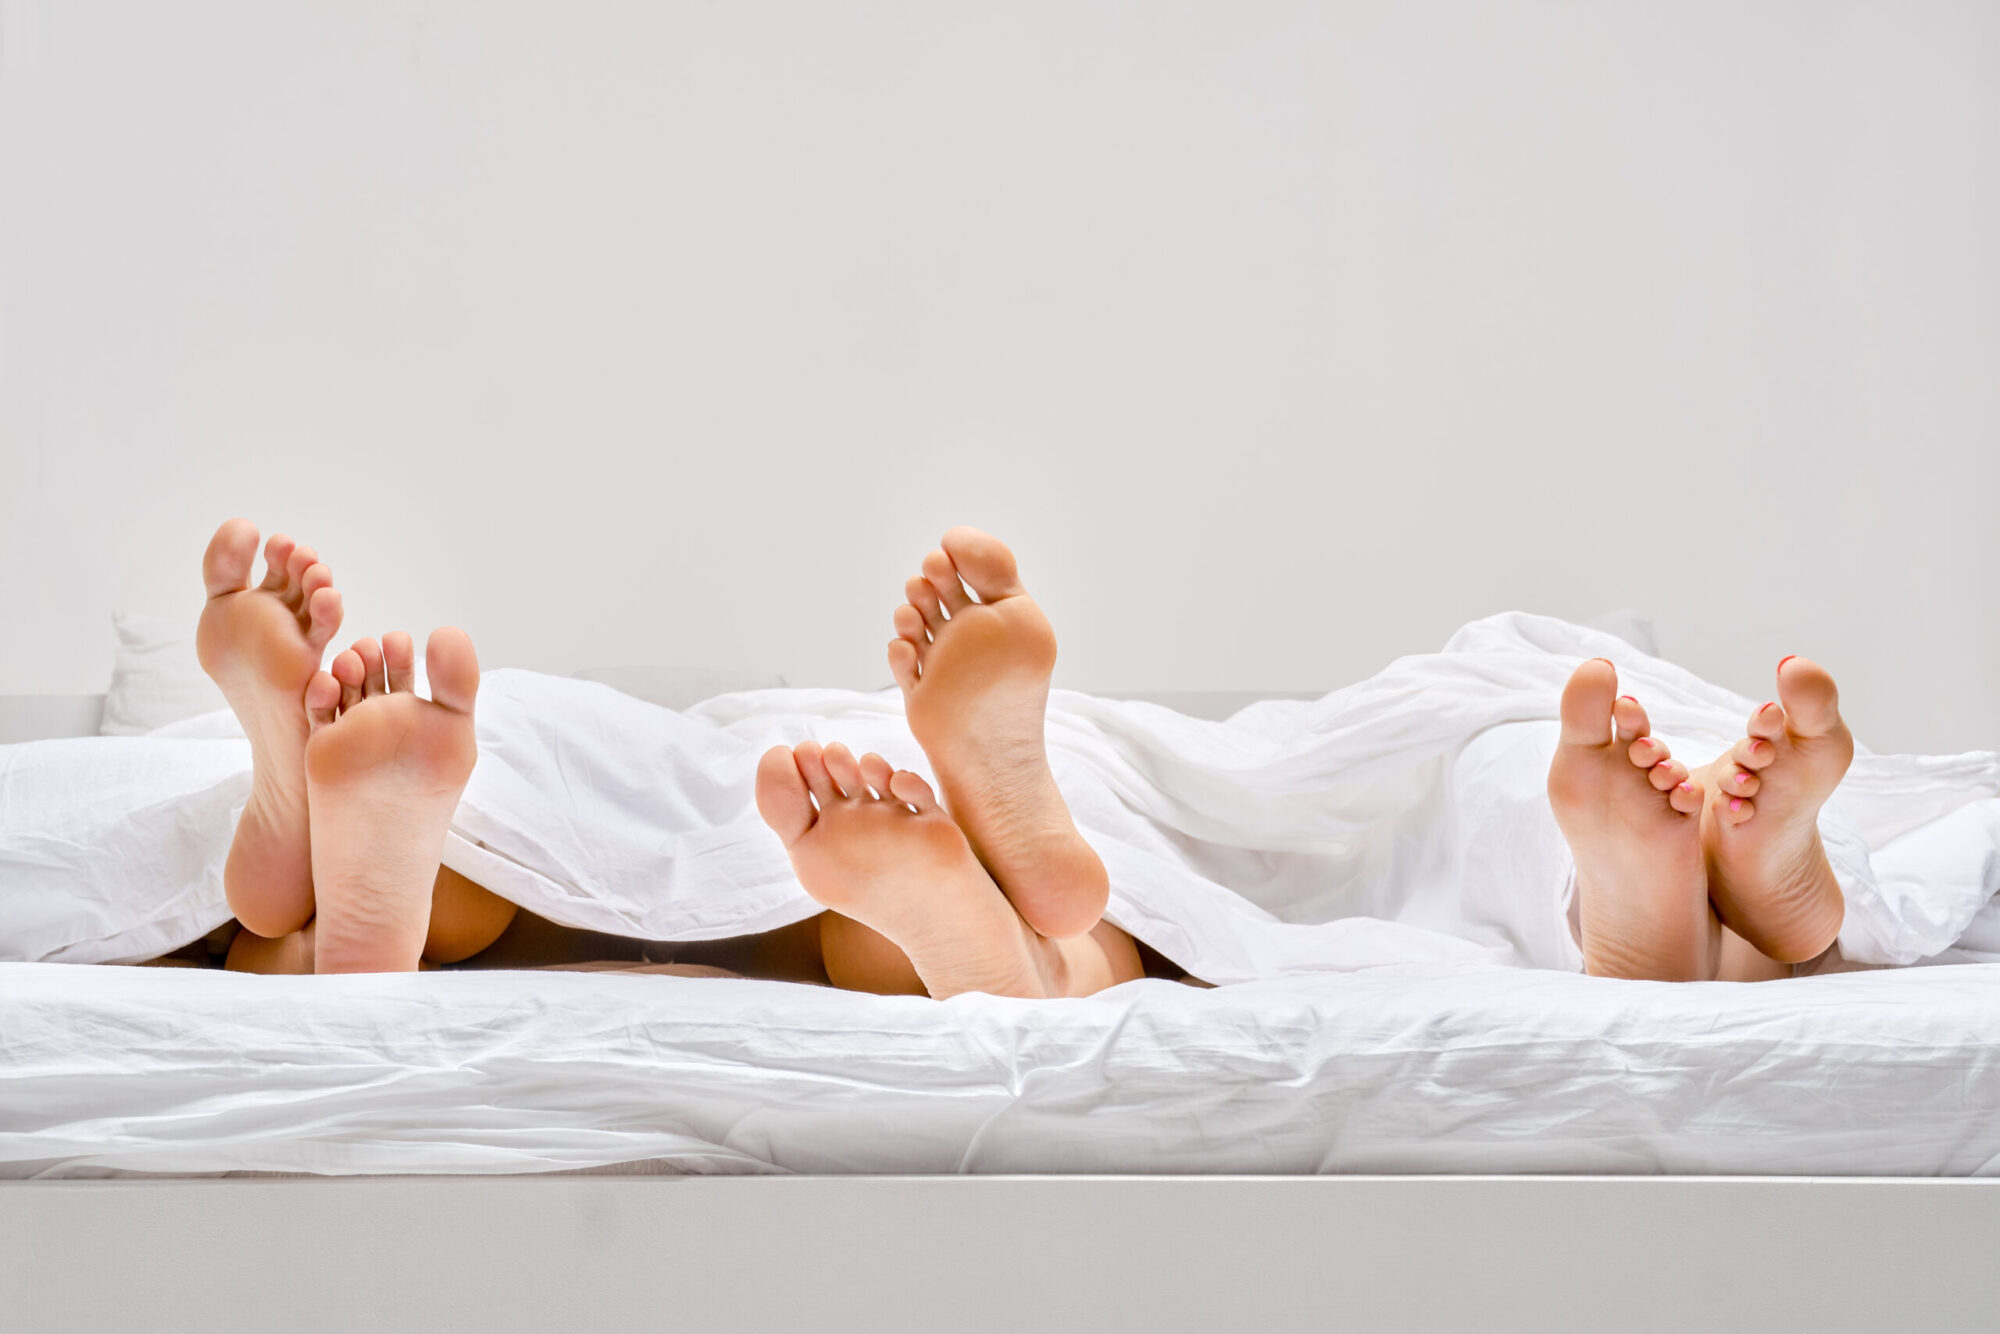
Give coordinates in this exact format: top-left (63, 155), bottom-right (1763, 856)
top-left (3, 612), bottom-right (1999, 1177)
top-left (7, 960), bottom-right (2000, 1178)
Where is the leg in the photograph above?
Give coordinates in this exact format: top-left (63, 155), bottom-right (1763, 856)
top-left (196, 520), bottom-right (343, 937)
top-left (1695, 656), bottom-right (1853, 963)
top-left (304, 628), bottom-right (480, 974)
top-left (755, 741), bottom-right (1141, 999)
top-left (887, 528), bottom-right (1110, 939)
top-left (423, 866), bottom-right (520, 964)
top-left (1546, 659), bottom-right (1718, 980)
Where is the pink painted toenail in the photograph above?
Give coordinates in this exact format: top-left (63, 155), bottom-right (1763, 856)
top-left (1678, 782), bottom-right (1694, 793)
top-left (1729, 797), bottom-right (1745, 812)
top-left (1757, 702), bottom-right (1777, 715)
top-left (1619, 695), bottom-right (1637, 702)
top-left (1735, 773), bottom-right (1750, 785)
top-left (1778, 655), bottom-right (1797, 671)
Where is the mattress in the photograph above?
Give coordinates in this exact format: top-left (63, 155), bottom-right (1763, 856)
top-left (7, 958), bottom-right (2000, 1179)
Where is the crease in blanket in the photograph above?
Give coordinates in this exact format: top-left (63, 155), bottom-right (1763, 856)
top-left (3, 613), bottom-right (1997, 975)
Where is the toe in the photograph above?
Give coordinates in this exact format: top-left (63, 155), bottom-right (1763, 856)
top-left (754, 746), bottom-right (819, 845)
top-left (905, 577), bottom-right (945, 631)
top-left (331, 648), bottom-right (366, 711)
top-left (282, 545), bottom-right (319, 607)
top-left (1612, 694), bottom-right (1651, 746)
top-left (259, 534), bottom-right (296, 592)
top-left (1670, 777), bottom-right (1704, 814)
top-left (922, 549), bottom-right (972, 613)
top-left (201, 519), bottom-right (260, 598)
top-left (1775, 655), bottom-right (1843, 738)
top-left (1557, 659), bottom-right (1618, 747)
top-left (299, 561), bottom-right (334, 601)
top-left (425, 627), bottom-right (480, 714)
top-left (304, 671), bottom-right (341, 734)
top-left (1647, 757), bottom-right (1687, 792)
top-left (858, 752), bottom-right (895, 796)
top-left (305, 587), bottom-right (343, 652)
top-left (1726, 767), bottom-right (1761, 797)
top-left (1720, 794), bottom-right (1757, 826)
top-left (1733, 736), bottom-right (1778, 771)
top-left (382, 631), bottom-right (416, 693)
top-left (792, 741), bottom-right (838, 804)
top-left (941, 526), bottom-right (1026, 602)
top-left (1747, 699), bottom-right (1788, 742)
top-left (888, 639), bottom-right (920, 691)
top-left (353, 637), bottom-right (385, 697)
top-left (887, 768), bottom-right (938, 813)
top-left (892, 602), bottom-right (928, 649)
top-left (821, 742), bottom-right (863, 798)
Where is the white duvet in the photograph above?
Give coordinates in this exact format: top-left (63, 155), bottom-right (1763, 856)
top-left (3, 612), bottom-right (1999, 1178)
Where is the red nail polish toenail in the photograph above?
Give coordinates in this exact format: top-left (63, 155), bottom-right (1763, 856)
top-left (1619, 695), bottom-right (1637, 702)
top-left (1778, 655), bottom-right (1796, 671)
top-left (1757, 702), bottom-right (1776, 714)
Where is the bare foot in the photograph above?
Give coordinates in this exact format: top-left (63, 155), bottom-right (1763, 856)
top-left (756, 740), bottom-right (1056, 999)
top-left (1547, 660), bottom-right (1716, 980)
top-left (1696, 656), bottom-right (1852, 963)
top-left (196, 519), bottom-right (343, 937)
top-left (303, 628), bottom-right (479, 974)
top-left (887, 528), bottom-right (1109, 939)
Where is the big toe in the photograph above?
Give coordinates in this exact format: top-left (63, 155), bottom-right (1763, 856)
top-left (941, 526), bottom-right (1026, 602)
top-left (1775, 655), bottom-right (1842, 737)
top-left (1557, 659), bottom-right (1618, 747)
top-left (202, 518), bottom-right (261, 597)
top-left (755, 746), bottom-right (818, 845)
top-left (425, 627), bottom-right (481, 714)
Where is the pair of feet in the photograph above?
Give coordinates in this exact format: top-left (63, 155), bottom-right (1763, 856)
top-left (196, 519), bottom-right (480, 973)
top-left (1548, 656), bottom-right (1855, 981)
top-left (754, 527), bottom-right (1126, 999)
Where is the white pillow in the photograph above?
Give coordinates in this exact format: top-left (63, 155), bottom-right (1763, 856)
top-left (100, 612), bottom-right (227, 736)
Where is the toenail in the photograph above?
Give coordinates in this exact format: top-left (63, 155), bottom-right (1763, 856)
top-left (1619, 695), bottom-right (1637, 702)
top-left (1729, 797), bottom-right (1745, 812)
top-left (1778, 655), bottom-right (1797, 671)
top-left (1757, 702), bottom-right (1777, 714)
top-left (1735, 773), bottom-right (1750, 785)
top-left (1678, 782), bottom-right (1694, 793)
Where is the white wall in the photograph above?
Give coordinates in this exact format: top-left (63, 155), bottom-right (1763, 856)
top-left (3, 1), bottom-right (1994, 752)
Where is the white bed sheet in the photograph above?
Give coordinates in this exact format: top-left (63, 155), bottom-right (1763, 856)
top-left (6, 959), bottom-right (2000, 1179)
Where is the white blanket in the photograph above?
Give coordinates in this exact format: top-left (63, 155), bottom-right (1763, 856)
top-left (3, 612), bottom-right (1997, 974)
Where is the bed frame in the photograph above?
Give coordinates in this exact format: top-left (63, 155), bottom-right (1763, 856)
top-left (5, 693), bottom-right (1995, 1333)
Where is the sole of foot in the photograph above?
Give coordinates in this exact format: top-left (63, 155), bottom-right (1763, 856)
top-left (1547, 659), bottom-right (1716, 981)
top-left (196, 519), bottom-right (344, 938)
top-left (755, 740), bottom-right (1054, 999)
top-left (1697, 656), bottom-right (1852, 963)
top-left (303, 627), bottom-right (479, 974)
top-left (887, 527), bottom-right (1109, 940)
